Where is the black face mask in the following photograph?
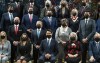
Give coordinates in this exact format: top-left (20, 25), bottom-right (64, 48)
top-left (46, 35), bottom-right (52, 38)
top-left (1, 36), bottom-right (5, 39)
top-left (14, 21), bottom-right (19, 25)
top-left (61, 4), bottom-right (66, 7)
top-left (22, 37), bottom-right (27, 41)
top-left (72, 12), bottom-right (77, 16)
top-left (47, 13), bottom-right (52, 17)
top-left (94, 37), bottom-right (100, 42)
top-left (84, 14), bottom-right (89, 19)
top-left (30, 0), bottom-right (33, 3)
top-left (36, 25), bottom-right (41, 29)
top-left (16, 0), bottom-right (19, 2)
top-left (70, 37), bottom-right (76, 41)
top-left (9, 10), bottom-right (13, 13)
top-left (62, 23), bottom-right (67, 27)
top-left (46, 4), bottom-right (50, 8)
top-left (82, 2), bottom-right (86, 6)
top-left (29, 11), bottom-right (33, 14)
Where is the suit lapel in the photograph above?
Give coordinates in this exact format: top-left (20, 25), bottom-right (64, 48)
top-left (46, 17), bottom-right (51, 26)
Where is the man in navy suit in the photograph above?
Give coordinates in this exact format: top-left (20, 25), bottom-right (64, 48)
top-left (22, 6), bottom-right (38, 37)
top-left (88, 32), bottom-right (100, 63)
top-left (0, 5), bottom-right (17, 33)
top-left (31, 21), bottom-right (46, 63)
top-left (38, 29), bottom-right (58, 63)
top-left (42, 10), bottom-right (58, 38)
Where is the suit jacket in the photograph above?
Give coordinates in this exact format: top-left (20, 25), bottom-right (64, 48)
top-left (79, 18), bottom-right (96, 41)
top-left (89, 41), bottom-right (100, 60)
top-left (22, 14), bottom-right (39, 30)
top-left (40, 39), bottom-right (58, 56)
top-left (31, 29), bottom-right (46, 45)
top-left (0, 40), bottom-right (11, 58)
top-left (0, 12), bottom-right (17, 32)
top-left (17, 42), bottom-right (31, 58)
top-left (96, 18), bottom-right (100, 33)
top-left (42, 16), bottom-right (58, 32)
top-left (8, 25), bottom-right (25, 43)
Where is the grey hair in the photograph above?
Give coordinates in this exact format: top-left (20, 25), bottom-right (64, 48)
top-left (69, 32), bottom-right (78, 41)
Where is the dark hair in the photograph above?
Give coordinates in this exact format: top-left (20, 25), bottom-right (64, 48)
top-left (20, 33), bottom-right (30, 45)
top-left (46, 29), bottom-right (53, 33)
top-left (60, 18), bottom-right (68, 24)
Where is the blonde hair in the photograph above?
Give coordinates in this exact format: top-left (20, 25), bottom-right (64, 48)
top-left (69, 32), bottom-right (78, 41)
top-left (0, 31), bottom-right (7, 42)
top-left (71, 8), bottom-right (78, 17)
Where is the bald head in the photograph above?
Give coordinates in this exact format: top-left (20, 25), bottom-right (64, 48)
top-left (94, 32), bottom-right (100, 42)
top-left (14, 17), bottom-right (20, 25)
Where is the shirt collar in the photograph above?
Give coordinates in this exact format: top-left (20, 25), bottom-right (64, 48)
top-left (47, 38), bottom-right (52, 41)
top-left (85, 18), bottom-right (90, 21)
top-left (14, 24), bottom-right (19, 27)
top-left (37, 28), bottom-right (41, 31)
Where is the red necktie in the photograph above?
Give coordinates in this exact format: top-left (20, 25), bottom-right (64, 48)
top-left (30, 14), bottom-right (32, 23)
top-left (15, 25), bottom-right (18, 34)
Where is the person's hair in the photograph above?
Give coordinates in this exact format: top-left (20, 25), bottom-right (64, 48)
top-left (60, 18), bottom-right (68, 24)
top-left (46, 29), bottom-right (53, 33)
top-left (59, 0), bottom-right (68, 8)
top-left (69, 32), bottom-right (78, 41)
top-left (20, 33), bottom-right (30, 45)
top-left (71, 8), bottom-right (78, 16)
top-left (0, 31), bottom-right (7, 42)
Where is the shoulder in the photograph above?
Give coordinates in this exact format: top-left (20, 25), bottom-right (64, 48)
top-left (6, 40), bottom-right (11, 44)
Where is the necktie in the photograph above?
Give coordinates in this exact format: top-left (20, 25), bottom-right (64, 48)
top-left (49, 17), bottom-right (51, 25)
top-left (15, 25), bottom-right (18, 34)
top-left (10, 13), bottom-right (13, 22)
top-left (30, 14), bottom-right (32, 23)
top-left (47, 39), bottom-right (50, 47)
top-left (96, 43), bottom-right (99, 49)
top-left (37, 29), bottom-right (40, 38)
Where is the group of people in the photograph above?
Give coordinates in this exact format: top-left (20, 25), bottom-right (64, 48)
top-left (0, 0), bottom-right (100, 63)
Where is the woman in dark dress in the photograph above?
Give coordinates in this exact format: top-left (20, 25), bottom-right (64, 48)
top-left (65, 32), bottom-right (81, 63)
top-left (69, 8), bottom-right (80, 32)
top-left (16, 33), bottom-right (31, 63)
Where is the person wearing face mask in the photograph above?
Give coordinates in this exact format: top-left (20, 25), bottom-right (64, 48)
top-left (0, 31), bottom-right (11, 63)
top-left (22, 7), bottom-right (38, 38)
top-left (57, 0), bottom-right (70, 27)
top-left (31, 21), bottom-right (46, 63)
top-left (8, 17), bottom-right (25, 63)
top-left (88, 32), bottom-right (100, 63)
top-left (55, 18), bottom-right (72, 62)
top-left (78, 10), bottom-right (96, 63)
top-left (65, 32), bottom-right (81, 63)
top-left (42, 10), bottom-right (58, 38)
top-left (38, 29), bottom-right (58, 63)
top-left (69, 8), bottom-right (80, 32)
top-left (40, 0), bottom-right (56, 19)
top-left (16, 33), bottom-right (31, 63)
top-left (0, 5), bottom-right (17, 33)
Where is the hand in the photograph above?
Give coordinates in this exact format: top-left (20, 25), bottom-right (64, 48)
top-left (89, 56), bottom-right (95, 62)
top-left (62, 41), bottom-right (66, 46)
top-left (68, 54), bottom-right (75, 58)
top-left (36, 45), bottom-right (40, 49)
top-left (20, 56), bottom-right (25, 60)
top-left (13, 41), bottom-right (19, 46)
top-left (74, 54), bottom-right (78, 57)
top-left (1, 54), bottom-right (6, 57)
top-left (27, 29), bottom-right (32, 33)
top-left (82, 38), bottom-right (88, 43)
top-left (45, 53), bottom-right (51, 59)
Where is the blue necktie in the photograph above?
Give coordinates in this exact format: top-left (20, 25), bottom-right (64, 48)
top-left (37, 29), bottom-right (40, 38)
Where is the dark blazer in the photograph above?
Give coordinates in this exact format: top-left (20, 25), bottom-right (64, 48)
top-left (8, 25), bottom-right (25, 43)
top-left (88, 41), bottom-right (100, 60)
top-left (79, 18), bottom-right (96, 41)
top-left (0, 12), bottom-right (17, 32)
top-left (96, 18), bottom-right (100, 33)
top-left (17, 42), bottom-right (31, 61)
top-left (42, 17), bottom-right (58, 32)
top-left (40, 39), bottom-right (58, 56)
top-left (22, 14), bottom-right (39, 30)
top-left (31, 29), bottom-right (46, 45)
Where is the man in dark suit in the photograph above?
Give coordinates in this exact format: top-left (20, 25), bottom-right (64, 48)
top-left (88, 33), bottom-right (100, 63)
top-left (31, 21), bottom-right (46, 63)
top-left (78, 10), bottom-right (96, 63)
top-left (8, 17), bottom-right (25, 63)
top-left (0, 5), bottom-right (17, 33)
top-left (42, 10), bottom-right (58, 38)
top-left (22, 6), bottom-right (39, 37)
top-left (38, 29), bottom-right (58, 63)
